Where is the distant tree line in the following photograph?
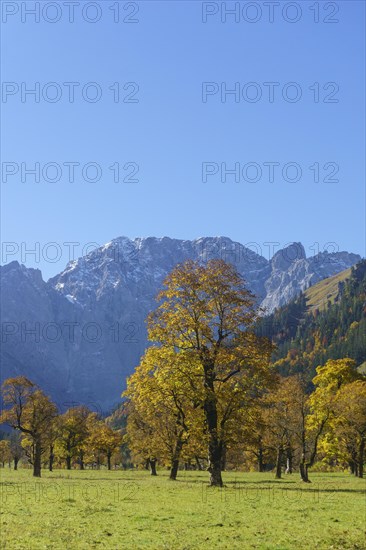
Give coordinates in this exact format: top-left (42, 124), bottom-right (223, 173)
top-left (0, 377), bottom-right (126, 477)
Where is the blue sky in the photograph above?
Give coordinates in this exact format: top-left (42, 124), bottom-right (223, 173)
top-left (1, 0), bottom-right (365, 280)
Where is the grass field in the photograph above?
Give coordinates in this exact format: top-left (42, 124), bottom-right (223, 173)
top-left (0, 468), bottom-right (365, 549)
top-left (304, 268), bottom-right (351, 312)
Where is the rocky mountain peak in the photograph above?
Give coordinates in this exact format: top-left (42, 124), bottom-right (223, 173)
top-left (271, 242), bottom-right (306, 270)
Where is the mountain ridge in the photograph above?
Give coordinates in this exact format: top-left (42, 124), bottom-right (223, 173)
top-left (0, 236), bottom-right (361, 410)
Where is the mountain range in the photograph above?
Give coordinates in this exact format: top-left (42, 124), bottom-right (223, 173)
top-left (0, 236), bottom-right (361, 411)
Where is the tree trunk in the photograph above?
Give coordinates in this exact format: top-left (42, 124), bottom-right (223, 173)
top-left (357, 438), bottom-right (365, 478)
top-left (258, 446), bottom-right (264, 472)
top-left (170, 437), bottom-right (184, 480)
top-left (14, 457), bottom-right (19, 471)
top-left (66, 456), bottom-right (71, 470)
top-left (170, 459), bottom-right (180, 480)
top-left (208, 459), bottom-right (223, 486)
top-left (195, 456), bottom-right (203, 471)
top-left (299, 462), bottom-right (309, 483)
top-left (79, 451), bottom-right (84, 470)
top-left (221, 444), bottom-right (227, 471)
top-left (285, 447), bottom-right (293, 474)
top-left (299, 423), bottom-right (310, 482)
top-left (300, 422), bottom-right (310, 482)
top-left (351, 450), bottom-right (358, 476)
top-left (49, 447), bottom-right (54, 472)
top-left (275, 447), bottom-right (282, 479)
top-left (300, 417), bottom-right (327, 483)
top-left (150, 458), bottom-right (157, 476)
top-left (145, 459), bottom-right (150, 470)
top-left (107, 452), bottom-right (111, 471)
top-left (33, 440), bottom-right (42, 477)
top-left (203, 364), bottom-right (223, 487)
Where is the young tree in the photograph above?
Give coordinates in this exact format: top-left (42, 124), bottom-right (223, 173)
top-left (307, 358), bottom-right (363, 481)
top-left (147, 259), bottom-right (273, 486)
top-left (0, 440), bottom-right (11, 467)
top-left (241, 401), bottom-right (273, 473)
top-left (262, 376), bottom-right (299, 479)
top-left (334, 380), bottom-right (366, 478)
top-left (290, 360), bottom-right (358, 482)
top-left (125, 400), bottom-right (160, 475)
top-left (291, 377), bottom-right (325, 483)
top-left (87, 420), bottom-right (123, 470)
top-left (1, 377), bottom-right (57, 477)
top-left (9, 431), bottom-right (24, 470)
top-left (55, 406), bottom-right (91, 470)
top-left (124, 347), bottom-right (205, 480)
top-left (45, 417), bottom-right (60, 472)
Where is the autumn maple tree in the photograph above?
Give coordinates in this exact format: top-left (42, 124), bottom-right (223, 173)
top-left (55, 406), bottom-right (91, 470)
top-left (293, 358), bottom-right (362, 482)
top-left (86, 418), bottom-right (123, 470)
top-left (334, 380), bottom-right (366, 477)
top-left (127, 259), bottom-right (273, 486)
top-left (261, 376), bottom-right (301, 479)
top-left (124, 346), bottom-right (205, 479)
top-left (8, 431), bottom-right (23, 470)
top-left (1, 377), bottom-right (57, 477)
top-left (0, 439), bottom-right (12, 467)
top-left (312, 360), bottom-right (366, 477)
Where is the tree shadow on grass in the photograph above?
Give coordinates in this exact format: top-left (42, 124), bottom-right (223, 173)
top-left (224, 483), bottom-right (366, 495)
top-left (224, 479), bottom-right (298, 485)
top-left (270, 486), bottom-right (366, 494)
top-left (45, 474), bottom-right (141, 482)
top-left (173, 477), bottom-right (366, 495)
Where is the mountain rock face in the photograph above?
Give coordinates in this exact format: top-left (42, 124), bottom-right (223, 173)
top-left (0, 236), bottom-right (361, 411)
top-left (261, 243), bottom-right (361, 312)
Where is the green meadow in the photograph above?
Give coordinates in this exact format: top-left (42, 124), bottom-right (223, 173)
top-left (0, 469), bottom-right (365, 549)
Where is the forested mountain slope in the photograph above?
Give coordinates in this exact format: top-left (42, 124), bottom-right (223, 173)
top-left (256, 260), bottom-right (366, 380)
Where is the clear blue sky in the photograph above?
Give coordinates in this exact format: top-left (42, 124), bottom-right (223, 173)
top-left (1, 0), bottom-right (365, 280)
